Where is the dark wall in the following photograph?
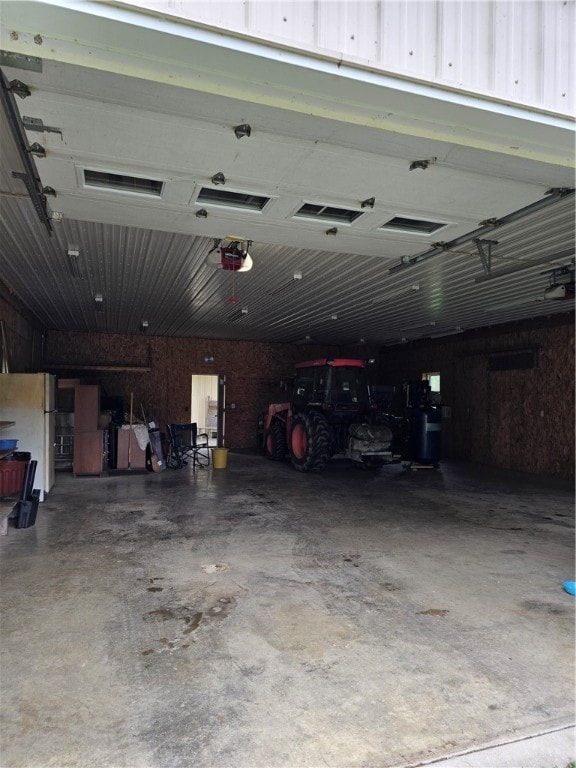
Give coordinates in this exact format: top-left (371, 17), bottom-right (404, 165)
top-left (44, 331), bottom-right (369, 450)
top-left (375, 315), bottom-right (575, 477)
top-left (0, 281), bottom-right (44, 372)
top-left (14, 312), bottom-right (575, 477)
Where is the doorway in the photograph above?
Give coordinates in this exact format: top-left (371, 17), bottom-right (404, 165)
top-left (191, 375), bottom-right (222, 446)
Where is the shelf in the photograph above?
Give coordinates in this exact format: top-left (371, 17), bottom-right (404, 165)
top-left (46, 364), bottom-right (151, 372)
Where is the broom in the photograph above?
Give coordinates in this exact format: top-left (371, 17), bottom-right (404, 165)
top-left (128, 392), bottom-right (133, 470)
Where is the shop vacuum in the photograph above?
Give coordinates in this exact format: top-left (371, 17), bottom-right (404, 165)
top-left (9, 459), bottom-right (41, 529)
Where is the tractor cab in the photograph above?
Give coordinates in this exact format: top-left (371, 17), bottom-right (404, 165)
top-left (292, 358), bottom-right (372, 423)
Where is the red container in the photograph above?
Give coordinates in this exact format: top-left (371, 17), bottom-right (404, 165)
top-left (0, 459), bottom-right (28, 496)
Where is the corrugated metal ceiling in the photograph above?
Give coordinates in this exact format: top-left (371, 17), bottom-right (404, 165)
top-left (1, 184), bottom-right (573, 347)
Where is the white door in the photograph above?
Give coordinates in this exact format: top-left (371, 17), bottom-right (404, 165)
top-left (191, 374), bottom-right (221, 445)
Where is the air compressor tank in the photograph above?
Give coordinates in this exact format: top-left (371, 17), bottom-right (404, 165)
top-left (409, 407), bottom-right (441, 465)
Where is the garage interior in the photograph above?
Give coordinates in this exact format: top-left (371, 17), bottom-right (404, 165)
top-left (0, 1), bottom-right (574, 766)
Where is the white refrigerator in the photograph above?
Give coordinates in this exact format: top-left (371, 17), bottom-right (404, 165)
top-left (0, 373), bottom-right (56, 501)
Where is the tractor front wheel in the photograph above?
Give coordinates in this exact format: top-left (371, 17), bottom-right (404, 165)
top-left (265, 421), bottom-right (287, 461)
top-left (289, 411), bottom-right (330, 473)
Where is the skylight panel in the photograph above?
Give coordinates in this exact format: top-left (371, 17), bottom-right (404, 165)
top-left (294, 203), bottom-right (363, 224)
top-left (197, 188), bottom-right (270, 210)
top-left (381, 216), bottom-right (446, 234)
top-left (84, 170), bottom-right (163, 196)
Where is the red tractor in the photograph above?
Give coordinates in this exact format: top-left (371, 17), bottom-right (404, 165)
top-left (258, 358), bottom-right (404, 473)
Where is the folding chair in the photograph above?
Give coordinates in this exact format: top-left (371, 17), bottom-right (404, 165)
top-left (166, 423), bottom-right (210, 469)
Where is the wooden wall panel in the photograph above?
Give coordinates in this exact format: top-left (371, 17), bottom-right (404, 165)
top-left (43, 315), bottom-right (574, 477)
top-left (44, 331), bottom-right (358, 452)
top-left (0, 282), bottom-right (44, 373)
top-left (375, 316), bottom-right (574, 477)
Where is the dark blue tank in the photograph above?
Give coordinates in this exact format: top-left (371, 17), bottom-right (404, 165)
top-left (409, 408), bottom-right (441, 464)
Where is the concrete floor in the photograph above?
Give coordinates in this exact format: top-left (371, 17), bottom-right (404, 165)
top-left (1, 454), bottom-right (574, 768)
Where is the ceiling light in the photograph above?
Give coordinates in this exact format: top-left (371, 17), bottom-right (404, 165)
top-left (331, 313), bottom-right (338, 320)
top-left (543, 284), bottom-right (571, 300)
top-left (293, 272), bottom-right (302, 281)
top-left (228, 306), bottom-right (250, 321)
top-left (50, 211), bottom-right (63, 221)
top-left (140, 320), bottom-right (149, 333)
top-left (94, 294), bottom-right (104, 312)
top-left (67, 248), bottom-right (80, 277)
top-left (211, 172), bottom-right (226, 185)
top-left (233, 123), bottom-right (251, 139)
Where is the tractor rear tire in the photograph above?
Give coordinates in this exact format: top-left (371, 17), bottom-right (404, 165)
top-left (265, 421), bottom-right (287, 461)
top-left (289, 411), bottom-right (330, 473)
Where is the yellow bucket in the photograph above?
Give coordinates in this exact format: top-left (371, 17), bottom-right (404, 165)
top-left (211, 447), bottom-right (229, 469)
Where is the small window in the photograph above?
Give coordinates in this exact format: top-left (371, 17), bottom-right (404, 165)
top-left (197, 187), bottom-right (269, 210)
top-left (381, 216), bottom-right (446, 234)
top-left (294, 203), bottom-right (363, 224)
top-left (422, 371), bottom-right (441, 394)
top-left (84, 170), bottom-right (163, 196)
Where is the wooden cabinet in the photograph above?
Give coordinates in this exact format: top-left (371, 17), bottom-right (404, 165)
top-left (73, 385), bottom-right (103, 476)
top-left (116, 428), bottom-right (146, 469)
top-left (73, 431), bottom-right (103, 476)
top-left (74, 385), bottom-right (99, 431)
